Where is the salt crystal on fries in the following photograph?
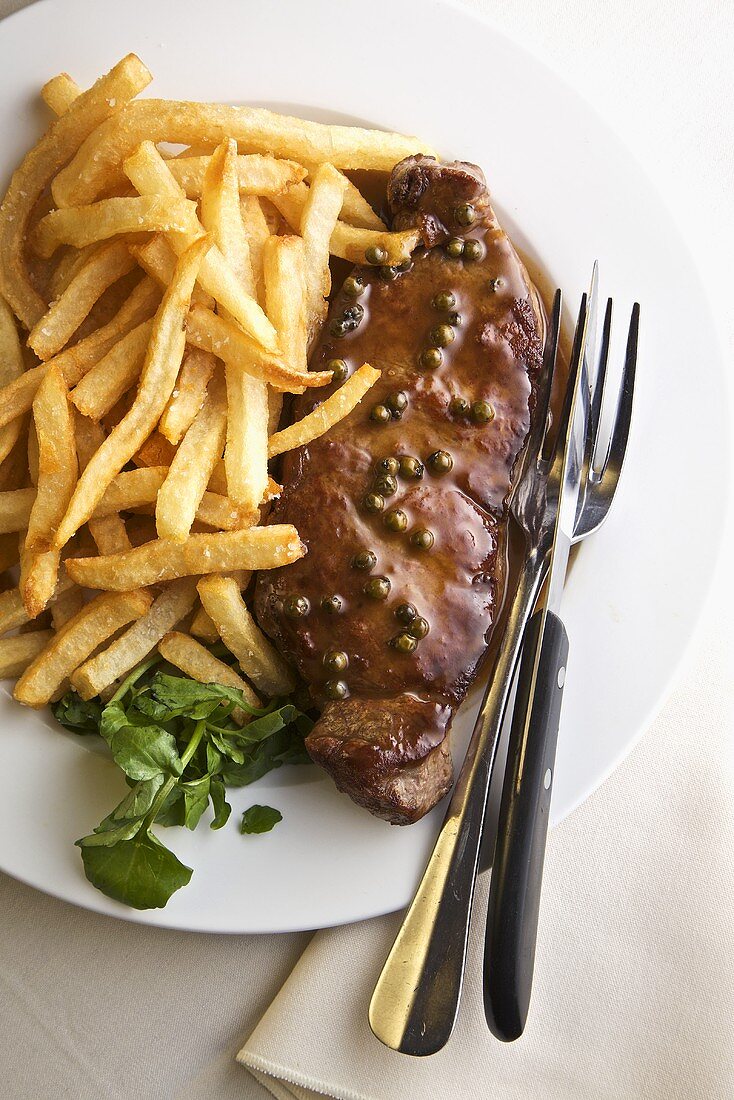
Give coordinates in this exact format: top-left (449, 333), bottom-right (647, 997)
top-left (71, 576), bottom-right (198, 699)
top-left (66, 526), bottom-right (305, 591)
top-left (54, 237), bottom-right (207, 550)
top-left (268, 364), bottom-right (380, 457)
top-left (157, 631), bottom-right (260, 724)
top-left (197, 575), bottom-right (295, 696)
top-left (31, 194), bottom-right (198, 259)
top-left (158, 348), bottom-right (215, 444)
top-left (14, 589), bottom-right (152, 708)
top-left (0, 631), bottom-right (55, 679)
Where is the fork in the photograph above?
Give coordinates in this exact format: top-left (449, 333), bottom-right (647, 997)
top-left (368, 272), bottom-right (638, 1056)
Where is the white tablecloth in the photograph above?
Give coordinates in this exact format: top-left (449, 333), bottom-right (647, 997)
top-left (0, 2), bottom-right (731, 1097)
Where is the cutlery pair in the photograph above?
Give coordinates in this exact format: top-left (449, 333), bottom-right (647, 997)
top-left (369, 267), bottom-right (639, 1054)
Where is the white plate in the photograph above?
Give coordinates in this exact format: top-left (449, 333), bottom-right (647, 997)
top-left (0, 0), bottom-right (728, 934)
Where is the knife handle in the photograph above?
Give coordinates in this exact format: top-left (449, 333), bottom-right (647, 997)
top-left (483, 608), bottom-right (569, 1042)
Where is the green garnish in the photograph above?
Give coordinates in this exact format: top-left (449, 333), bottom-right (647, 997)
top-left (240, 805), bottom-right (283, 835)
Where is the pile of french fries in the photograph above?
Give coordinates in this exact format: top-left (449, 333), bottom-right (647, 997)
top-left (0, 54), bottom-right (432, 714)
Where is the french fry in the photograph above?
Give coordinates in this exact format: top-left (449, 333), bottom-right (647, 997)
top-left (50, 584), bottom-right (85, 630)
top-left (300, 164), bottom-right (348, 333)
top-left (0, 276), bottom-right (160, 432)
top-left (29, 240), bottom-right (137, 360)
top-left (328, 222), bottom-right (420, 266)
top-left (197, 575), bottom-right (295, 695)
top-left (0, 488), bottom-right (34, 533)
top-left (70, 319), bottom-right (151, 420)
top-left (268, 364), bottom-right (380, 457)
top-left (0, 53), bottom-right (152, 328)
top-left (185, 306), bottom-right (331, 391)
top-left (14, 589), bottom-right (152, 708)
top-left (93, 466), bottom-right (253, 531)
top-left (158, 631), bottom-right (260, 724)
top-left (54, 237), bottom-right (207, 550)
top-left (238, 196), bottom-right (271, 306)
top-left (263, 234), bottom-right (308, 375)
top-left (19, 542), bottom-right (63, 622)
top-left (74, 412), bottom-right (132, 556)
top-left (0, 631), bottom-right (55, 678)
top-left (52, 100), bottom-right (434, 209)
top-left (201, 140), bottom-right (254, 293)
top-left (41, 72), bottom-right (82, 116)
top-left (129, 234), bottom-right (214, 307)
top-left (31, 194), bottom-right (197, 259)
top-left (189, 605), bottom-right (219, 643)
top-left (71, 577), bottom-right (198, 699)
top-left (169, 154), bottom-right (306, 199)
top-left (0, 297), bottom-right (25, 467)
top-left (159, 348), bottom-right (216, 445)
top-left (268, 389), bottom-right (284, 437)
top-left (156, 371), bottom-right (228, 542)
top-left (223, 367), bottom-right (269, 513)
top-left (49, 241), bottom-right (103, 300)
top-left (337, 176), bottom-right (385, 230)
top-left (65, 525), bottom-right (305, 590)
top-left (123, 142), bottom-right (278, 351)
top-left (0, 574), bottom-right (74, 636)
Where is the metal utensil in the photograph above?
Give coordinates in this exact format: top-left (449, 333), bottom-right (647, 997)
top-left (483, 287), bottom-right (639, 1042)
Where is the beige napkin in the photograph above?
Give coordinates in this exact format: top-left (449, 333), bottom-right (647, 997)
top-left (237, 595), bottom-right (734, 1100)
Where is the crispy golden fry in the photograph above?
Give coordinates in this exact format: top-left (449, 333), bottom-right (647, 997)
top-left (0, 488), bottom-right (34, 533)
top-left (66, 525), bottom-right (304, 590)
top-left (159, 348), bottom-right (215, 444)
top-left (0, 631), bottom-right (55, 678)
top-left (0, 54), bottom-right (152, 328)
top-left (50, 584), bottom-right (85, 630)
top-left (197, 575), bottom-right (295, 695)
top-left (14, 589), bottom-right (152, 707)
top-left (239, 196), bottom-right (271, 306)
top-left (189, 605), bottom-right (220, 643)
top-left (29, 240), bottom-right (136, 360)
top-left (19, 541), bottom-right (62, 622)
top-left (123, 142), bottom-right (277, 350)
top-left (329, 222), bottom-right (420, 265)
top-left (301, 164), bottom-right (348, 332)
top-left (94, 466), bottom-right (252, 531)
top-left (0, 571), bottom-right (73, 636)
top-left (26, 366), bottom-right (77, 552)
top-left (338, 176), bottom-right (385, 230)
top-left (132, 430), bottom-right (176, 469)
top-left (49, 241), bottom-right (102, 300)
top-left (185, 306), bottom-right (331, 392)
top-left (70, 319), bottom-right (151, 419)
top-left (41, 72), bottom-right (82, 116)
top-left (158, 631), bottom-right (259, 724)
top-left (31, 194), bottom-right (197, 258)
top-left (128, 234), bottom-right (214, 307)
top-left (74, 412), bottom-right (132, 555)
top-left (201, 139), bottom-right (254, 293)
top-left (263, 234), bottom-right (308, 376)
top-left (52, 100), bottom-right (433, 209)
top-left (268, 364), bottom-right (380, 456)
top-left (169, 154), bottom-right (306, 199)
top-left (156, 372), bottom-right (228, 542)
top-left (54, 237), bottom-right (207, 550)
top-left (267, 389), bottom-right (284, 437)
top-left (71, 576), bottom-right (198, 699)
top-left (0, 297), bottom-right (25, 466)
top-left (0, 276), bottom-right (160, 432)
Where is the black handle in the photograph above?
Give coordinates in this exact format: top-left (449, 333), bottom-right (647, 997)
top-left (483, 608), bottom-right (569, 1042)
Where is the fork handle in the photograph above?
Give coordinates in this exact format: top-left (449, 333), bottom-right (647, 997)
top-left (483, 608), bottom-right (568, 1042)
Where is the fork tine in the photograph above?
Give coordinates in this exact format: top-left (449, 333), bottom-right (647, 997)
top-left (587, 297), bottom-right (613, 479)
top-left (599, 302), bottom-right (639, 484)
top-left (530, 288), bottom-right (561, 458)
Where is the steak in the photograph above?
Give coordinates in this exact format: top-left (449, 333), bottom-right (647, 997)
top-left (254, 156), bottom-right (544, 824)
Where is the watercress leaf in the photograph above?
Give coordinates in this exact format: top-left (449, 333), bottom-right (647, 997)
top-left (52, 692), bottom-right (103, 735)
top-left (151, 673), bottom-right (272, 717)
top-left (235, 709), bottom-right (293, 743)
top-left (99, 775), bottom-right (165, 829)
top-left (130, 693), bottom-right (172, 722)
top-left (209, 776), bottom-right (231, 830)
top-left (78, 831), bottom-right (192, 910)
top-left (206, 741), bottom-right (225, 776)
top-left (77, 818), bottom-right (143, 847)
top-left (155, 785), bottom-right (186, 827)
top-left (208, 730), bottom-right (246, 765)
top-left (240, 805), bottom-right (282, 834)
top-left (103, 723), bottom-right (183, 782)
top-left (180, 776), bottom-right (210, 831)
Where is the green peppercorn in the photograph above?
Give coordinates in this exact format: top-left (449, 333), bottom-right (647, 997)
top-left (283, 594), bottom-right (309, 618)
top-left (395, 259), bottom-right (412, 273)
top-left (390, 632), bottom-right (417, 654)
top-left (432, 290), bottom-right (456, 311)
top-left (324, 679), bottom-right (348, 700)
top-left (395, 602), bottom-right (417, 624)
top-left (455, 202), bottom-right (476, 226)
top-left (365, 245), bottom-right (388, 265)
top-left (321, 595), bottom-right (343, 614)
top-left (430, 323), bottom-right (455, 347)
top-left (447, 311), bottom-right (462, 327)
top-left (449, 396), bottom-right (470, 417)
top-left (343, 275), bottom-right (364, 298)
top-left (375, 456), bottom-right (400, 476)
top-left (446, 237), bottom-right (465, 258)
top-left (364, 575), bottom-right (391, 600)
top-left (379, 265), bottom-right (397, 282)
top-left (408, 616), bottom-right (430, 639)
top-left (369, 404), bottom-right (391, 424)
top-left (329, 318), bottom-right (349, 337)
top-left (410, 528), bottom-right (435, 551)
top-left (362, 492), bottom-right (385, 513)
top-left (419, 346), bottom-right (443, 370)
top-left (352, 549), bottom-right (376, 571)
top-left (398, 455), bottom-right (424, 480)
top-left (427, 449), bottom-right (454, 474)
top-left (384, 508), bottom-right (408, 533)
top-left (323, 650), bottom-right (349, 673)
top-left (327, 358), bottom-right (349, 383)
top-left (463, 239), bottom-right (484, 261)
top-left (373, 473), bottom-right (397, 497)
top-left (385, 391), bottom-right (408, 416)
top-left (471, 400), bottom-right (495, 424)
